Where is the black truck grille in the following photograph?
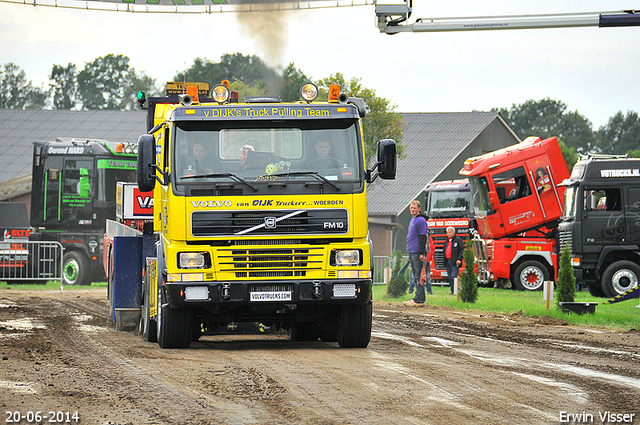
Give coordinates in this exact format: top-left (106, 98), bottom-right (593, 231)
top-left (432, 235), bottom-right (447, 269)
top-left (192, 209), bottom-right (348, 237)
top-left (559, 229), bottom-right (572, 251)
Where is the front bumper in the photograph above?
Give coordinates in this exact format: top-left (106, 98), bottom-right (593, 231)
top-left (164, 278), bottom-right (372, 308)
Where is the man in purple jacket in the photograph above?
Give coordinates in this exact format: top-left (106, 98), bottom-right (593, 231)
top-left (404, 200), bottom-right (428, 306)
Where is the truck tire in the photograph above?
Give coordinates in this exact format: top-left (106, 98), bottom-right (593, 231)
top-left (156, 287), bottom-right (192, 348)
top-left (63, 251), bottom-right (90, 286)
top-left (601, 260), bottom-right (640, 298)
top-left (319, 329), bottom-right (338, 342)
top-left (140, 285), bottom-right (157, 343)
top-left (587, 283), bottom-right (606, 298)
top-left (290, 322), bottom-right (320, 341)
top-left (337, 303), bottom-right (372, 348)
top-left (512, 261), bottom-right (548, 291)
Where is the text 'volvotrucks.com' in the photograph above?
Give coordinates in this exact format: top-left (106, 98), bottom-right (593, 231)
top-left (106, 82), bottom-right (397, 348)
top-left (31, 138), bottom-right (139, 286)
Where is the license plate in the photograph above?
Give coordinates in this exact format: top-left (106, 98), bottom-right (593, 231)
top-left (441, 271), bottom-right (448, 277)
top-left (250, 291), bottom-right (293, 302)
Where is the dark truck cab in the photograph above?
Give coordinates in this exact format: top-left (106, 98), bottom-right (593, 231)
top-left (30, 138), bottom-right (138, 286)
top-left (559, 154), bottom-right (640, 297)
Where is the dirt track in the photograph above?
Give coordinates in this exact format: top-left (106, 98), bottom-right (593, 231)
top-left (1, 288), bottom-right (639, 425)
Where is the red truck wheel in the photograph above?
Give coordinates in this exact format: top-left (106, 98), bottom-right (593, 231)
top-left (513, 261), bottom-right (548, 291)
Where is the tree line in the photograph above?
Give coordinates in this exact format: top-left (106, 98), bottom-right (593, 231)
top-left (497, 99), bottom-right (640, 166)
top-left (0, 53), bottom-right (403, 162)
top-left (2, 53), bottom-right (639, 161)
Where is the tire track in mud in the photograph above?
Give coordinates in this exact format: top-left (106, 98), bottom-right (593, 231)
top-left (371, 307), bottom-right (640, 417)
top-left (0, 292), bottom-right (289, 424)
top-left (2, 290), bottom-right (640, 425)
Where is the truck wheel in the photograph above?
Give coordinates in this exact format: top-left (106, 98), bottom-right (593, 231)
top-left (290, 322), bottom-right (320, 341)
top-left (140, 285), bottom-right (157, 343)
top-left (63, 251), bottom-right (90, 286)
top-left (337, 303), bottom-right (372, 348)
top-left (319, 329), bottom-right (338, 342)
top-left (512, 261), bottom-right (548, 291)
top-left (601, 260), bottom-right (640, 298)
top-left (156, 287), bottom-right (192, 348)
top-left (587, 284), bottom-right (605, 298)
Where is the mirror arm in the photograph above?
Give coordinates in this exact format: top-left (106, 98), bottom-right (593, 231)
top-left (150, 163), bottom-right (167, 186)
top-left (367, 162), bottom-right (380, 184)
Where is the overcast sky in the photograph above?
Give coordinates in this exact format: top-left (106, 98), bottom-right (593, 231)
top-left (0, 0), bottom-right (638, 128)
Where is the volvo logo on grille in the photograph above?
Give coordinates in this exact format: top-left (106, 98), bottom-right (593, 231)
top-left (265, 217), bottom-right (277, 228)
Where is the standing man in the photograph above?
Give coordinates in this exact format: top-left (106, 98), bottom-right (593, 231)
top-left (444, 226), bottom-right (464, 294)
top-left (420, 237), bottom-right (435, 295)
top-left (403, 200), bottom-right (428, 307)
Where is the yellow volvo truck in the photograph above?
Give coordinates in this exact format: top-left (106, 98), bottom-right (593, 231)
top-left (128, 82), bottom-right (395, 348)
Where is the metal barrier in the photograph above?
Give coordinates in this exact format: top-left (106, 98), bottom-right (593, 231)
top-left (470, 229), bottom-right (490, 286)
top-left (373, 256), bottom-right (391, 285)
top-left (373, 255), bottom-right (413, 285)
top-left (0, 241), bottom-right (64, 285)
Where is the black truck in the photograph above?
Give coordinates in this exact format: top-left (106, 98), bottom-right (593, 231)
top-left (30, 138), bottom-right (138, 286)
top-left (559, 154), bottom-right (640, 297)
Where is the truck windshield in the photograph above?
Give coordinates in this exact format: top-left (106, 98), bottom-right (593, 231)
top-left (469, 176), bottom-right (494, 217)
top-left (98, 168), bottom-right (137, 203)
top-left (426, 189), bottom-right (472, 217)
top-left (173, 120), bottom-right (362, 188)
top-left (562, 184), bottom-right (578, 219)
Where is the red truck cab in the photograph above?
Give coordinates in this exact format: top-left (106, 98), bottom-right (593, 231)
top-left (459, 137), bottom-right (570, 290)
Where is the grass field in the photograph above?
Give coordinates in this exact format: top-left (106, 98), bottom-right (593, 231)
top-left (374, 284), bottom-right (640, 331)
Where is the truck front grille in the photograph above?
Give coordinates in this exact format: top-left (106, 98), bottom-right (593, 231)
top-left (432, 235), bottom-right (447, 269)
top-left (218, 247), bottom-right (323, 278)
top-left (192, 209), bottom-right (348, 237)
top-left (431, 235), bottom-right (470, 269)
top-left (559, 229), bottom-right (572, 251)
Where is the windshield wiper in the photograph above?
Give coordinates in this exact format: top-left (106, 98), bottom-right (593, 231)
top-left (180, 172), bottom-right (258, 191)
top-left (271, 171), bottom-right (341, 191)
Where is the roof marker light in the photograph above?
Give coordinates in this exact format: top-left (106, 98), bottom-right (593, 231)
top-left (300, 83), bottom-right (318, 102)
top-left (186, 85), bottom-right (199, 105)
top-left (211, 84), bottom-right (230, 104)
top-left (328, 84), bottom-right (340, 102)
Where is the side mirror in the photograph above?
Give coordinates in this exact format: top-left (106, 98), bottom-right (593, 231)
top-left (377, 139), bottom-right (397, 179)
top-left (488, 191), bottom-right (500, 211)
top-left (137, 134), bottom-right (156, 192)
top-left (367, 139), bottom-right (397, 183)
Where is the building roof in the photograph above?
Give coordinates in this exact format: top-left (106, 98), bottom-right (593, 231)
top-left (0, 109), bottom-right (146, 184)
top-left (367, 111), bottom-right (507, 216)
top-left (0, 109), bottom-right (510, 213)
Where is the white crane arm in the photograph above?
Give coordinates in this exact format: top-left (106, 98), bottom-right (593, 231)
top-left (375, 2), bottom-right (640, 34)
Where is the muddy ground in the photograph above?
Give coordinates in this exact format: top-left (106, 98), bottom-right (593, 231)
top-left (1, 288), bottom-right (639, 425)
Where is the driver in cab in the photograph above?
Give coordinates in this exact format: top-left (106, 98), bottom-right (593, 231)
top-left (307, 140), bottom-right (342, 169)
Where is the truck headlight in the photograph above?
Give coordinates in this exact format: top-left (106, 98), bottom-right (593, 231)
top-left (179, 252), bottom-right (206, 269)
top-left (334, 249), bottom-right (360, 266)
